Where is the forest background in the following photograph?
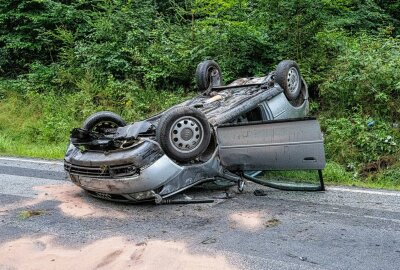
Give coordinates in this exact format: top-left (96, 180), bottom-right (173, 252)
top-left (0, 0), bottom-right (399, 188)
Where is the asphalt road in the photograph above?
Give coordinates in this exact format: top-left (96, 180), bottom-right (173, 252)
top-left (0, 157), bottom-right (399, 270)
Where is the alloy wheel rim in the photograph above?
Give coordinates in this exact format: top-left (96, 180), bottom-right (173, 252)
top-left (287, 67), bottom-right (300, 94)
top-left (169, 116), bottom-right (204, 153)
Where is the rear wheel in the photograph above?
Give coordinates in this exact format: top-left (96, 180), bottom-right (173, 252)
top-left (156, 106), bottom-right (211, 162)
top-left (195, 60), bottom-right (223, 93)
top-left (275, 60), bottom-right (302, 101)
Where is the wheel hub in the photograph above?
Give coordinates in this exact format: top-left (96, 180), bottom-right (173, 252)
top-left (170, 117), bottom-right (203, 152)
top-left (181, 128), bottom-right (194, 141)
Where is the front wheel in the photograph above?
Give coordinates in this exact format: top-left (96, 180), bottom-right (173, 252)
top-left (82, 111), bottom-right (126, 134)
top-left (156, 106), bottom-right (211, 162)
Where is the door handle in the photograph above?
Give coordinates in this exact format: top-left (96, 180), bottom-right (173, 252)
top-left (303, 157), bottom-right (317, 162)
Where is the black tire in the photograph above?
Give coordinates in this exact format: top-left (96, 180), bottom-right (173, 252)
top-left (195, 60), bottom-right (223, 93)
top-left (156, 106), bottom-right (211, 162)
top-left (82, 111), bottom-right (126, 134)
top-left (275, 60), bottom-right (302, 101)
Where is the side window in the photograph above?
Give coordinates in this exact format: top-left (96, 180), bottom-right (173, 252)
top-left (245, 106), bottom-right (263, 121)
top-left (232, 106), bottom-right (263, 124)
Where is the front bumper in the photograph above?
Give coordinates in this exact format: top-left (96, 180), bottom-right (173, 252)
top-left (64, 140), bottom-right (222, 202)
top-left (64, 140), bottom-right (181, 201)
top-left (67, 155), bottom-right (182, 194)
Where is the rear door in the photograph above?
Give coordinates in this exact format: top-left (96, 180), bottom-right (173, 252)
top-left (217, 118), bottom-right (326, 190)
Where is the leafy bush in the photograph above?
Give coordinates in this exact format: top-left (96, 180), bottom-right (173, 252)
top-left (321, 115), bottom-right (399, 164)
top-left (0, 0), bottom-right (86, 76)
top-left (320, 34), bottom-right (400, 121)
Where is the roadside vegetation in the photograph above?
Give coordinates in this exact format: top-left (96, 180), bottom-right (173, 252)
top-left (0, 0), bottom-right (399, 189)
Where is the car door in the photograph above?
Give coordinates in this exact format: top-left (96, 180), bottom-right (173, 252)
top-left (216, 117), bottom-right (326, 191)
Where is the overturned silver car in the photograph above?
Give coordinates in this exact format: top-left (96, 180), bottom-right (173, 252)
top-left (64, 60), bottom-right (326, 203)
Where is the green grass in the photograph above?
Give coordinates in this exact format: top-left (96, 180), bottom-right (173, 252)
top-left (250, 161), bottom-right (400, 190)
top-left (262, 162), bottom-right (400, 191)
top-left (0, 134), bottom-right (66, 159)
top-left (0, 94), bottom-right (69, 159)
top-left (324, 162), bottom-right (400, 191)
top-left (0, 85), bottom-right (190, 159)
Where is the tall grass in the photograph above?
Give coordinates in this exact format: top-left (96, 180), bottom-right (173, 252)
top-left (0, 78), bottom-right (190, 159)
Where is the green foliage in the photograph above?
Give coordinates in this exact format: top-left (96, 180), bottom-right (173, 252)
top-left (320, 34), bottom-right (400, 120)
top-left (323, 161), bottom-right (400, 191)
top-left (323, 162), bottom-right (354, 184)
top-left (1, 0), bottom-right (399, 86)
top-left (321, 115), bottom-right (399, 164)
top-left (0, 77), bottom-right (189, 149)
top-left (0, 0), bottom-right (86, 76)
top-left (377, 166), bottom-right (400, 186)
top-left (376, 0), bottom-right (400, 32)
